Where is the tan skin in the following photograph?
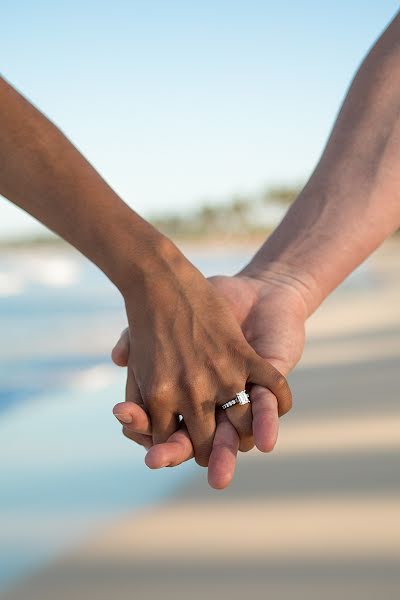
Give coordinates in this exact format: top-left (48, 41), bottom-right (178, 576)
top-left (122, 263), bottom-right (293, 466)
top-left (0, 76), bottom-right (291, 468)
top-left (2, 13), bottom-right (400, 485)
top-left (113, 273), bottom-right (306, 488)
top-left (113, 13), bottom-right (400, 487)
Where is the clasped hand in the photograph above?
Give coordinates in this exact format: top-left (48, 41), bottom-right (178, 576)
top-left (113, 254), bottom-right (304, 488)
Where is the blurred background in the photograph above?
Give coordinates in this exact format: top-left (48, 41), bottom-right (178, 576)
top-left (0, 2), bottom-right (399, 599)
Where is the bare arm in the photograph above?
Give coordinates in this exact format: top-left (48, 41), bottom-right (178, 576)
top-left (0, 76), bottom-right (168, 291)
top-left (242, 13), bottom-right (400, 315)
top-left (0, 76), bottom-right (291, 465)
top-left (106, 13), bottom-right (400, 488)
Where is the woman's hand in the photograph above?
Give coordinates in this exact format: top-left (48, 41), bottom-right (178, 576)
top-left (113, 271), bottom-right (306, 485)
top-left (120, 243), bottom-right (291, 467)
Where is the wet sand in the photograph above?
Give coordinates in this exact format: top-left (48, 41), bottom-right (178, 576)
top-left (2, 240), bottom-right (400, 600)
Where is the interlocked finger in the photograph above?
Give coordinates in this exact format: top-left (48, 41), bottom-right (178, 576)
top-left (208, 411), bottom-right (240, 489)
top-left (250, 384), bottom-right (279, 453)
top-left (184, 406), bottom-right (217, 467)
top-left (219, 387), bottom-right (254, 452)
top-left (150, 408), bottom-right (180, 446)
top-left (125, 367), bottom-right (145, 408)
top-left (122, 427), bottom-right (152, 450)
top-left (248, 356), bottom-right (292, 416)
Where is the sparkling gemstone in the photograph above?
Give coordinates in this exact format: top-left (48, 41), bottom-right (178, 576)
top-left (237, 391), bottom-right (249, 405)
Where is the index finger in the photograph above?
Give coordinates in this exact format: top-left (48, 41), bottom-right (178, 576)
top-left (208, 412), bottom-right (239, 490)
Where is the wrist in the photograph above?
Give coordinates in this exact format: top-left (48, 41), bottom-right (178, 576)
top-left (116, 231), bottom-right (188, 300)
top-left (91, 199), bottom-right (188, 298)
top-left (239, 180), bottom-right (340, 318)
top-left (239, 258), bottom-right (318, 320)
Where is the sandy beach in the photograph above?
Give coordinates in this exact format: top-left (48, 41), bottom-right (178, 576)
top-left (2, 239), bottom-right (400, 600)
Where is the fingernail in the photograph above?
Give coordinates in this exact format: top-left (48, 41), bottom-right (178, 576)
top-left (113, 412), bottom-right (132, 424)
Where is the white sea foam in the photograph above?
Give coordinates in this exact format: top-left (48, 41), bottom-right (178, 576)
top-left (0, 272), bottom-right (25, 296)
top-left (73, 364), bottom-right (118, 392)
top-left (0, 252), bottom-right (82, 297)
top-left (21, 254), bottom-right (81, 287)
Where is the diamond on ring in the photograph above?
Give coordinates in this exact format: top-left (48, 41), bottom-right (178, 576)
top-left (221, 390), bottom-right (250, 411)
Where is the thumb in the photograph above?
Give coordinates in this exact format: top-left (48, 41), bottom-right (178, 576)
top-left (111, 327), bottom-right (130, 367)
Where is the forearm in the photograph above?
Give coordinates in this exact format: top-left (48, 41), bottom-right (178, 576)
top-left (0, 76), bottom-right (181, 293)
top-left (243, 13), bottom-right (400, 316)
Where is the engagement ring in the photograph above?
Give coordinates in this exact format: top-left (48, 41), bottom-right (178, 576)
top-left (221, 390), bottom-right (250, 410)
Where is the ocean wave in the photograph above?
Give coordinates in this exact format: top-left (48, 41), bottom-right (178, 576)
top-left (19, 255), bottom-right (81, 288)
top-left (72, 364), bottom-right (118, 392)
top-left (0, 273), bottom-right (25, 297)
top-left (0, 253), bottom-right (81, 297)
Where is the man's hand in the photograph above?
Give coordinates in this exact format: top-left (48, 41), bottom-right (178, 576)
top-left (121, 252), bottom-right (292, 468)
top-left (112, 273), bottom-right (306, 488)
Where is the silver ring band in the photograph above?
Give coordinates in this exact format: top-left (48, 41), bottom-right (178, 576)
top-left (221, 390), bottom-right (250, 410)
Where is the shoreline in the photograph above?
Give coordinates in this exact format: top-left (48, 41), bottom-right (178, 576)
top-left (1, 229), bottom-right (399, 256)
top-left (2, 238), bottom-right (400, 599)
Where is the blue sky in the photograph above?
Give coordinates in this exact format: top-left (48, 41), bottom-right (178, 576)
top-left (1, 1), bottom-right (398, 238)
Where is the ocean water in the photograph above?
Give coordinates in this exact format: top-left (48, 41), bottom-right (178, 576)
top-left (0, 245), bottom-right (261, 590)
top-left (0, 245), bottom-right (374, 590)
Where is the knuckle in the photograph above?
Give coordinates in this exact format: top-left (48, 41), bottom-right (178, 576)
top-left (142, 379), bottom-right (175, 406)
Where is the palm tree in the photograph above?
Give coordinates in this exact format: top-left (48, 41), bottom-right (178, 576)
top-left (263, 185), bottom-right (301, 205)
